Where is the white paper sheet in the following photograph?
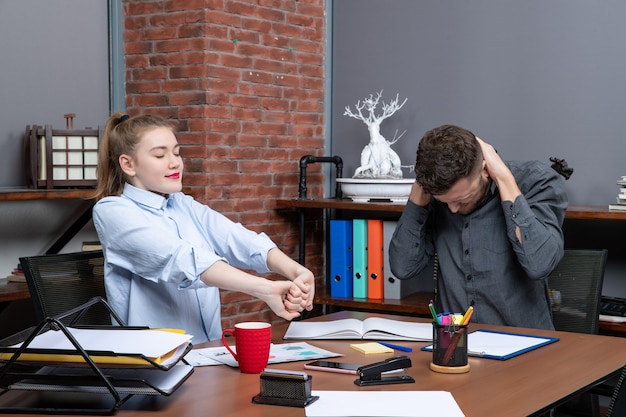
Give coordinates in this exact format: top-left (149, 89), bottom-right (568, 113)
top-left (14, 328), bottom-right (192, 359)
top-left (305, 391), bottom-right (465, 417)
top-left (187, 342), bottom-right (341, 367)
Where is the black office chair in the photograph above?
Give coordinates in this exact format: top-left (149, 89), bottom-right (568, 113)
top-left (549, 249), bottom-right (608, 417)
top-left (19, 250), bottom-right (113, 326)
top-left (549, 249), bottom-right (607, 334)
top-left (606, 364), bottom-right (626, 417)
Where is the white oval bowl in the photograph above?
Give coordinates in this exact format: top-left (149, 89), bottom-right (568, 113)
top-left (336, 178), bottom-right (413, 203)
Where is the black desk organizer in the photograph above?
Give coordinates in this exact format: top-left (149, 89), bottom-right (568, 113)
top-left (0, 297), bottom-right (193, 415)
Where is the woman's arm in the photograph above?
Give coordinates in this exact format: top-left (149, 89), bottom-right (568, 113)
top-left (199, 260), bottom-right (305, 320)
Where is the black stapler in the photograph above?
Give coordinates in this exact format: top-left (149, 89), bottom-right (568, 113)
top-left (354, 355), bottom-right (415, 386)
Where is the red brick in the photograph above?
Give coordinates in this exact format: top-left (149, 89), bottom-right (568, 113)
top-left (241, 17), bottom-right (272, 33)
top-left (254, 58), bottom-right (285, 73)
top-left (207, 65), bottom-right (241, 80)
top-left (149, 53), bottom-right (185, 66)
top-left (162, 79), bottom-right (201, 93)
top-left (231, 108), bottom-right (262, 121)
top-left (126, 79), bottom-right (161, 93)
top-left (256, 7), bottom-right (286, 23)
top-left (229, 94), bottom-right (260, 108)
top-left (205, 10), bottom-right (241, 27)
top-left (168, 92), bottom-right (206, 106)
top-left (237, 43), bottom-right (269, 58)
top-left (258, 123), bottom-right (287, 136)
top-left (170, 65), bottom-right (207, 79)
top-left (221, 54), bottom-right (254, 69)
top-left (143, 27), bottom-right (179, 40)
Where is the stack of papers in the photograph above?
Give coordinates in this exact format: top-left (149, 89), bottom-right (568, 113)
top-left (3, 328), bottom-right (192, 367)
top-left (8, 363), bottom-right (194, 396)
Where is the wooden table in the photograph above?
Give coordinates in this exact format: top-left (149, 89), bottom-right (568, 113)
top-left (0, 282), bottom-right (30, 303)
top-left (4, 310), bottom-right (626, 417)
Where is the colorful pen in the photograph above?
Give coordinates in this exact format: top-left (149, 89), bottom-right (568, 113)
top-left (428, 301), bottom-right (439, 324)
top-left (378, 342), bottom-right (413, 352)
top-left (439, 313), bottom-right (451, 325)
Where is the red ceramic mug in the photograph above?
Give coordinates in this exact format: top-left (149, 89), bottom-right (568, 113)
top-left (221, 322), bottom-right (272, 374)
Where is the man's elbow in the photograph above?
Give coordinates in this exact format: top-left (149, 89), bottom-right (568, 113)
top-left (525, 247), bottom-right (564, 280)
top-left (389, 259), bottom-right (422, 281)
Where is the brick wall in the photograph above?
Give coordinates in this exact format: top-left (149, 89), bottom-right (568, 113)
top-left (123, 0), bottom-right (327, 330)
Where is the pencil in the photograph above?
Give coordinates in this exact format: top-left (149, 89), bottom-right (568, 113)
top-left (461, 306), bottom-right (474, 325)
top-left (442, 329), bottom-right (464, 365)
top-left (428, 301), bottom-right (439, 324)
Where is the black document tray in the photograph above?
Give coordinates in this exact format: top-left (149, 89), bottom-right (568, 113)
top-left (0, 297), bottom-right (194, 415)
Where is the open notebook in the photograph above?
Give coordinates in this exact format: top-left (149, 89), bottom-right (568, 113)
top-left (284, 317), bottom-right (432, 341)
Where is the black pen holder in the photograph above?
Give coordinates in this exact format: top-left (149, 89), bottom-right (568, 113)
top-left (252, 370), bottom-right (318, 407)
top-left (430, 321), bottom-right (470, 374)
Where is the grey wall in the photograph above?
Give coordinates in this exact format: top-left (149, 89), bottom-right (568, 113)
top-left (331, 0), bottom-right (626, 206)
top-left (0, 0), bottom-right (109, 276)
top-left (0, 0), bottom-right (110, 187)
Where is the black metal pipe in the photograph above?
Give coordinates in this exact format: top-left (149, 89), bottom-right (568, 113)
top-left (298, 155), bottom-right (343, 199)
top-left (296, 155), bottom-right (343, 265)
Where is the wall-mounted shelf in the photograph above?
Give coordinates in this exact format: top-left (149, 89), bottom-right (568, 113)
top-left (0, 188), bottom-right (96, 254)
top-left (0, 188), bottom-right (94, 201)
top-left (276, 198), bottom-right (626, 316)
top-left (276, 198), bottom-right (626, 221)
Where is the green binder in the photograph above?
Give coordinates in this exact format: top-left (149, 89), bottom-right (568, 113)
top-left (352, 219), bottom-right (367, 298)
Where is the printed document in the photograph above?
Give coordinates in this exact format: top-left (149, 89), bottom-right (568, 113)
top-left (305, 391), bottom-right (464, 417)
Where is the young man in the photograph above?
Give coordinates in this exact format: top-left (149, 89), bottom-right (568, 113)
top-left (389, 124), bottom-right (567, 329)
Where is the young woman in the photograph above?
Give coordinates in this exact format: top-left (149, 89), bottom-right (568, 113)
top-left (92, 113), bottom-right (314, 343)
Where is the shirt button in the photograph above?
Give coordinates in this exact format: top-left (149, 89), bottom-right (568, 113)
top-left (470, 300), bottom-right (475, 306)
top-left (464, 223), bottom-right (469, 228)
top-left (464, 249), bottom-right (470, 255)
top-left (466, 275), bottom-right (472, 281)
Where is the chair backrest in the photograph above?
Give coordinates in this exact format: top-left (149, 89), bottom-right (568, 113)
top-left (20, 250), bottom-right (111, 326)
top-left (607, 364), bottom-right (626, 417)
top-left (548, 249), bottom-right (608, 334)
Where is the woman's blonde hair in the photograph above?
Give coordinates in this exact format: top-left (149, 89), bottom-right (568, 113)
top-left (93, 112), bottom-right (174, 200)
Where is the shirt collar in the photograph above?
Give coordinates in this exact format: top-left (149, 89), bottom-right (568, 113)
top-left (122, 183), bottom-right (170, 210)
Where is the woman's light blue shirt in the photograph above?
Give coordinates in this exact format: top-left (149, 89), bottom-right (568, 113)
top-left (92, 184), bottom-right (277, 343)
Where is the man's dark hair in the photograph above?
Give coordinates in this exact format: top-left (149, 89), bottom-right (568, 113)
top-left (414, 124), bottom-right (483, 195)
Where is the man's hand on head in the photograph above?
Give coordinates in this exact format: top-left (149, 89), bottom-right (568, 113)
top-left (409, 181), bottom-right (431, 207)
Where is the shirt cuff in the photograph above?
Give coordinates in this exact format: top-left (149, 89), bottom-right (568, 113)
top-left (403, 199), bottom-right (430, 225)
top-left (503, 196), bottom-right (534, 226)
top-left (179, 249), bottom-right (226, 289)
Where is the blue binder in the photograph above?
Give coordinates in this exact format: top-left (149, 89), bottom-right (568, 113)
top-left (352, 219), bottom-right (368, 298)
top-left (329, 220), bottom-right (353, 298)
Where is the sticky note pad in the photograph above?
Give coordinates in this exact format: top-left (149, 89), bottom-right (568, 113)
top-left (350, 342), bottom-right (394, 354)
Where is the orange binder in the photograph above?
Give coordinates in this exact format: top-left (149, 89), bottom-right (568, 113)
top-left (367, 219), bottom-right (384, 299)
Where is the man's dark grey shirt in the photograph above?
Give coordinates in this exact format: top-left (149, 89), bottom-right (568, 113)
top-left (389, 160), bottom-right (568, 330)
